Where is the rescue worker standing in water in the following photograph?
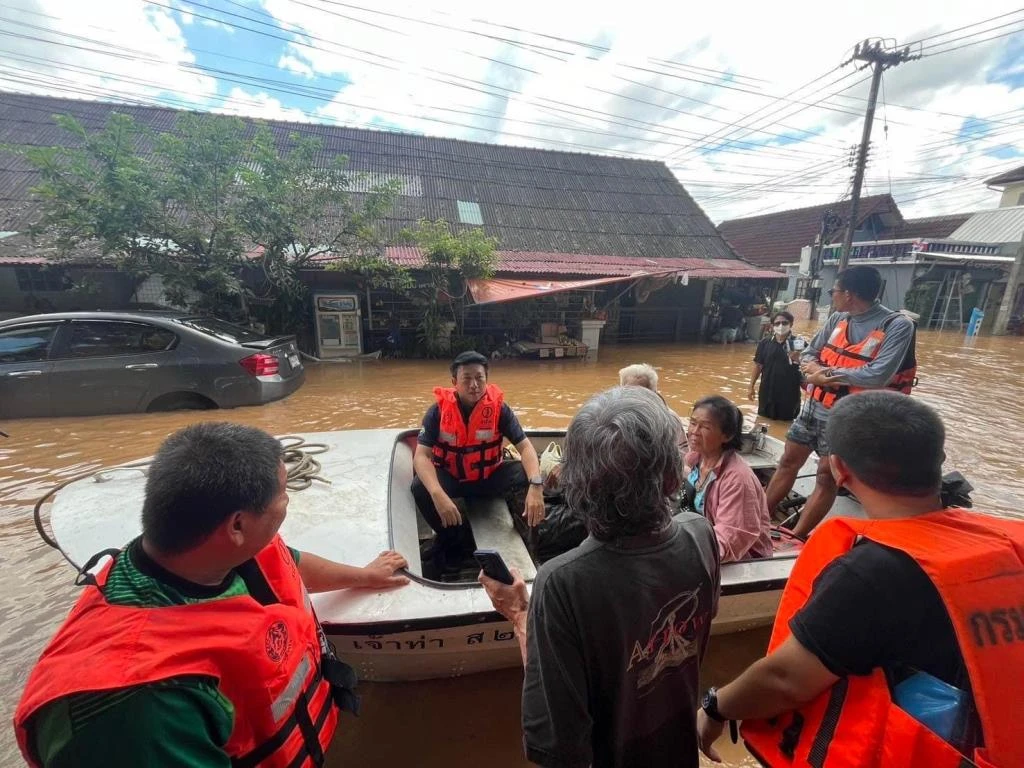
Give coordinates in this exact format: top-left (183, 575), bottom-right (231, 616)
top-left (764, 266), bottom-right (917, 538)
top-left (14, 422), bottom-right (410, 767)
top-left (412, 351), bottom-right (545, 575)
top-left (697, 392), bottom-right (1024, 767)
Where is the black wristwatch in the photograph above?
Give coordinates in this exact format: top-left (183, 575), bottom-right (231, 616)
top-left (701, 687), bottom-right (725, 723)
top-left (528, 475), bottom-right (544, 486)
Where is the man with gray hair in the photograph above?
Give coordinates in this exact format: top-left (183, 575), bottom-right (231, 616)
top-left (481, 387), bottom-right (721, 768)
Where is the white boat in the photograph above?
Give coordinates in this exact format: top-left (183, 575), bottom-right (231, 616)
top-left (41, 428), bottom-right (863, 682)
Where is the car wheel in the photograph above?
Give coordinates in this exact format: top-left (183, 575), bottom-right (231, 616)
top-left (146, 392), bottom-right (218, 413)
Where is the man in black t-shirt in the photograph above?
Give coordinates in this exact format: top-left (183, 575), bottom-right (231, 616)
top-left (412, 351), bottom-right (544, 574)
top-left (481, 387), bottom-right (720, 767)
top-left (696, 392), bottom-right (988, 763)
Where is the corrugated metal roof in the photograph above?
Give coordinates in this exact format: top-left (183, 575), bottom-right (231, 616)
top-left (948, 206), bottom-right (1024, 244)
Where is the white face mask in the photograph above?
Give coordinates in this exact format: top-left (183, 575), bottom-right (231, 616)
top-left (773, 323), bottom-right (791, 334)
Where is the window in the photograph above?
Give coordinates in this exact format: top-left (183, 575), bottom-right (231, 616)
top-left (62, 322), bottom-right (176, 358)
top-left (456, 200), bottom-right (483, 226)
top-left (15, 267), bottom-right (71, 293)
top-left (0, 324), bottom-right (59, 363)
top-left (794, 278), bottom-right (819, 301)
top-left (174, 316), bottom-right (266, 344)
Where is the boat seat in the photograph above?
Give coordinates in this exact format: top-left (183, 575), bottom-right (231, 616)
top-left (463, 497), bottom-right (538, 580)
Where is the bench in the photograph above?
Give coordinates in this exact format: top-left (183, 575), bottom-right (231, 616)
top-left (463, 497), bottom-right (538, 580)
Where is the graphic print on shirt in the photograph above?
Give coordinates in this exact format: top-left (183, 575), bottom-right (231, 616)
top-left (627, 588), bottom-right (705, 694)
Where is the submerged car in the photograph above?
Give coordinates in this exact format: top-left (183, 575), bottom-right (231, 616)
top-left (0, 311), bottom-right (305, 419)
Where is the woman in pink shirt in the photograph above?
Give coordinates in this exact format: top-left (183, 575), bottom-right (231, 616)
top-left (684, 395), bottom-right (773, 562)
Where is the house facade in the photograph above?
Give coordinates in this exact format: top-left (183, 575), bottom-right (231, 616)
top-left (0, 91), bottom-right (782, 350)
top-left (986, 165), bottom-right (1024, 209)
top-left (714, 188), bottom-right (1022, 330)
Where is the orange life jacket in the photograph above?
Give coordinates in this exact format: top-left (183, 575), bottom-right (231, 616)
top-left (431, 383), bottom-right (505, 482)
top-left (14, 535), bottom-right (356, 768)
top-left (741, 510), bottom-right (1024, 768)
top-left (809, 313), bottom-right (917, 409)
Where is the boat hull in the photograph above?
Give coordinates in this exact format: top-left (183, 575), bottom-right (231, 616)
top-left (327, 585), bottom-right (784, 682)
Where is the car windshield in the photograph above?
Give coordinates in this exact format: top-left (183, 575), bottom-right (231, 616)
top-left (174, 317), bottom-right (267, 344)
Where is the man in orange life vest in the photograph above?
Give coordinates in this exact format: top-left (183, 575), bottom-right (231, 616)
top-left (412, 351), bottom-right (546, 575)
top-left (15, 422), bottom-right (410, 768)
top-left (764, 265), bottom-right (917, 539)
top-left (697, 391), bottom-right (1024, 767)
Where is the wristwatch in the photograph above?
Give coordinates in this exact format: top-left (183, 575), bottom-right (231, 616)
top-left (528, 475), bottom-right (544, 486)
top-left (701, 687), bottom-right (725, 723)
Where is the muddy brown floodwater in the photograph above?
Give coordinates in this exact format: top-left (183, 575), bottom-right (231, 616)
top-left (1, 330), bottom-right (1022, 767)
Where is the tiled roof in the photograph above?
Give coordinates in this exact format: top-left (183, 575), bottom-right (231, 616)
top-left (717, 195), bottom-right (901, 269)
top-left (984, 164), bottom-right (1024, 187)
top-left (0, 91), bottom-right (738, 262)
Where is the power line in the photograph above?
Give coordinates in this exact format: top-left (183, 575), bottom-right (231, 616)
top-left (196, 0), bottom-right (852, 153)
top-left (906, 8), bottom-right (1024, 45)
top-left (922, 26), bottom-right (1024, 57)
top-left (0, 17), bottom-right (859, 167)
top-left (0, 43), bottom-right (848, 176)
top-left (919, 17), bottom-right (1024, 52)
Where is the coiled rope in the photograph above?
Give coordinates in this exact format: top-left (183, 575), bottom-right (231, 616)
top-left (278, 436), bottom-right (330, 491)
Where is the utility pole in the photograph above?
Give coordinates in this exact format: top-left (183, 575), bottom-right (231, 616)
top-left (992, 227), bottom-right (1024, 335)
top-left (837, 39), bottom-right (920, 274)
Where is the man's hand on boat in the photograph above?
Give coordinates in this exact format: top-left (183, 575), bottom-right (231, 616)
top-left (524, 485), bottom-right (545, 527)
top-left (431, 489), bottom-right (463, 527)
top-left (297, 549), bottom-right (410, 591)
top-left (360, 551), bottom-right (412, 589)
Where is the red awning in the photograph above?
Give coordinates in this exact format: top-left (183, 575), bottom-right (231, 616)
top-left (466, 271), bottom-right (679, 305)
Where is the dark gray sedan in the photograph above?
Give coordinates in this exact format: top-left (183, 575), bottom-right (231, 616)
top-left (0, 311), bottom-right (305, 418)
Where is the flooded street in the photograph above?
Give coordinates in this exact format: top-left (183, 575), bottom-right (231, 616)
top-left (1, 331), bottom-right (1021, 766)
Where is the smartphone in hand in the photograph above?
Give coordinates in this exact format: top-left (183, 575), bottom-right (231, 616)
top-left (474, 549), bottom-right (514, 585)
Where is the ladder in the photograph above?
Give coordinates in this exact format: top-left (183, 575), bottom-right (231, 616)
top-left (928, 273), bottom-right (964, 331)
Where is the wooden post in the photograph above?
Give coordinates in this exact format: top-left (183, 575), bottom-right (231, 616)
top-left (992, 227), bottom-right (1024, 335)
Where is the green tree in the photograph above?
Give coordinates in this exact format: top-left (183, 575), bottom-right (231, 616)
top-left (9, 112), bottom-right (398, 330)
top-left (400, 219), bottom-right (498, 356)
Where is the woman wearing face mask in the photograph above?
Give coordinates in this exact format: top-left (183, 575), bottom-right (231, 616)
top-left (748, 311), bottom-right (805, 420)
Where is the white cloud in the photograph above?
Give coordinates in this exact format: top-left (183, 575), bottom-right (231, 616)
top-left (214, 87), bottom-right (314, 123)
top-left (0, 0), bottom-right (217, 106)
top-left (278, 54), bottom-right (315, 79)
top-left (176, 2), bottom-right (195, 25)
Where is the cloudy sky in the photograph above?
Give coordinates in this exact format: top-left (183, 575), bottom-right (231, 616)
top-left (0, 0), bottom-right (1022, 224)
